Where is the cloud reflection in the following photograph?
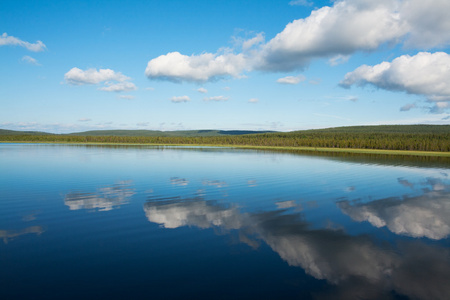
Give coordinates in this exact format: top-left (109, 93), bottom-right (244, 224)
top-left (338, 179), bottom-right (450, 240)
top-left (64, 180), bottom-right (135, 211)
top-left (144, 192), bottom-right (450, 299)
top-left (170, 177), bottom-right (189, 186)
top-left (144, 196), bottom-right (242, 229)
top-left (0, 226), bottom-right (45, 244)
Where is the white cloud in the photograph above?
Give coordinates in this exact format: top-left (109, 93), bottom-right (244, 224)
top-left (144, 0), bottom-right (450, 82)
top-left (249, 98), bottom-right (259, 103)
top-left (145, 87), bottom-right (155, 91)
top-left (276, 75), bottom-right (306, 85)
top-left (78, 118), bottom-right (92, 122)
top-left (0, 32), bottom-right (46, 52)
top-left (400, 0), bottom-right (450, 48)
top-left (204, 96), bottom-right (228, 101)
top-left (99, 82), bottom-right (137, 92)
top-left (289, 0), bottom-right (313, 6)
top-left (257, 0), bottom-right (408, 71)
top-left (64, 67), bottom-right (136, 93)
top-left (242, 32), bottom-right (265, 51)
top-left (118, 95), bottom-right (135, 100)
top-left (197, 87), bottom-right (208, 93)
top-left (340, 52), bottom-right (450, 110)
top-left (328, 54), bottom-right (350, 66)
top-left (21, 55), bottom-right (40, 66)
top-left (171, 95), bottom-right (190, 103)
top-left (145, 51), bottom-right (247, 83)
top-left (65, 68), bottom-right (129, 85)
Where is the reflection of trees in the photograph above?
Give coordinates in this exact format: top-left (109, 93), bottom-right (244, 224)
top-left (143, 195), bottom-right (450, 300)
top-left (64, 181), bottom-right (134, 211)
top-left (338, 178), bottom-right (450, 240)
top-left (0, 226), bottom-right (45, 244)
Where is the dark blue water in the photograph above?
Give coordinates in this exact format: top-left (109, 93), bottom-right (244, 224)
top-left (1, 144), bottom-right (450, 299)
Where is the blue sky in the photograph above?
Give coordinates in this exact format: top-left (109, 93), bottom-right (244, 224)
top-left (1, 0), bottom-right (450, 133)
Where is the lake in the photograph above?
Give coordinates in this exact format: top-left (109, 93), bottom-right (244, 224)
top-left (1, 143), bottom-right (450, 299)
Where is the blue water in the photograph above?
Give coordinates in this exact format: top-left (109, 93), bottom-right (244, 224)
top-left (1, 144), bottom-right (450, 299)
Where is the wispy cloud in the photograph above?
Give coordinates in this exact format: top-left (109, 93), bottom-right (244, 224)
top-left (197, 87), bottom-right (208, 93)
top-left (0, 33), bottom-right (46, 52)
top-left (248, 98), bottom-right (259, 103)
top-left (400, 103), bottom-right (417, 112)
top-left (118, 95), bottom-right (135, 100)
top-left (171, 95), bottom-right (190, 103)
top-left (21, 55), bottom-right (41, 66)
top-left (276, 75), bottom-right (306, 85)
top-left (288, 0), bottom-right (313, 6)
top-left (100, 82), bottom-right (137, 92)
top-left (204, 96), bottom-right (228, 101)
top-left (78, 118), bottom-right (92, 122)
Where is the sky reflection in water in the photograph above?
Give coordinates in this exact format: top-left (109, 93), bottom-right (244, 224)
top-left (1, 144), bottom-right (449, 299)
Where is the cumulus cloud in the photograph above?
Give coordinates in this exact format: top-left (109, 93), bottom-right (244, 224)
top-left (170, 95), bottom-right (190, 103)
top-left (276, 75), bottom-right (306, 84)
top-left (21, 55), bottom-right (40, 66)
top-left (400, 0), bottom-right (450, 48)
top-left (0, 32), bottom-right (46, 51)
top-left (256, 0), bottom-right (407, 72)
top-left (64, 67), bottom-right (136, 92)
top-left (340, 52), bottom-right (450, 109)
top-left (197, 87), bottom-right (208, 93)
top-left (204, 96), bottom-right (228, 101)
top-left (64, 68), bottom-right (129, 85)
top-left (145, 51), bottom-right (247, 83)
top-left (144, 0), bottom-right (450, 82)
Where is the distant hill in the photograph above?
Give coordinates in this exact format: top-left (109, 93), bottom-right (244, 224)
top-left (2, 125), bottom-right (449, 137)
top-left (0, 129), bottom-right (53, 135)
top-left (289, 125), bottom-right (450, 134)
top-left (0, 129), bottom-right (274, 137)
top-left (67, 129), bottom-right (274, 137)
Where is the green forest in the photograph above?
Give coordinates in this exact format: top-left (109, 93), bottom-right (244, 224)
top-left (1, 125), bottom-right (449, 153)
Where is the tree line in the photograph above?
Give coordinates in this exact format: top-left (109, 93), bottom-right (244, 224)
top-left (1, 131), bottom-right (449, 152)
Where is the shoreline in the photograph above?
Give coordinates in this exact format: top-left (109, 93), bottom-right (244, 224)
top-left (2, 141), bottom-right (450, 157)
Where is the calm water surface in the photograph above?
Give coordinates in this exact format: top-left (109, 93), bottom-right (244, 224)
top-left (1, 144), bottom-right (450, 299)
